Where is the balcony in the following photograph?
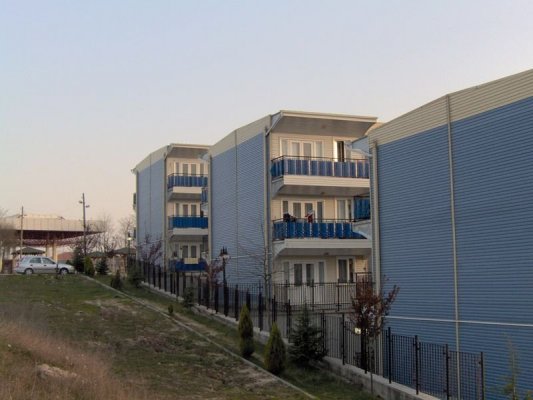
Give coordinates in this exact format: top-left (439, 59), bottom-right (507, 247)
top-left (168, 215), bottom-right (208, 239)
top-left (167, 174), bottom-right (207, 201)
top-left (272, 219), bottom-right (371, 258)
top-left (169, 258), bottom-right (208, 272)
top-left (270, 156), bottom-right (370, 196)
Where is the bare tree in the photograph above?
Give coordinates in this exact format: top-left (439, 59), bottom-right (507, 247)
top-left (349, 278), bottom-right (399, 395)
top-left (93, 213), bottom-right (118, 255)
top-left (139, 234), bottom-right (162, 266)
top-left (117, 214), bottom-right (135, 247)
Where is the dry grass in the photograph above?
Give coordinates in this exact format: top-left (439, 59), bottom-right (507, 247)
top-left (0, 319), bottom-right (147, 400)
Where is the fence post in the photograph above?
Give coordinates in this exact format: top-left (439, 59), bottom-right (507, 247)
top-left (164, 269), bottom-right (167, 292)
top-left (341, 313), bottom-right (345, 365)
top-left (214, 284), bottom-right (219, 313)
top-left (445, 344), bottom-right (450, 400)
top-left (234, 285), bottom-right (239, 320)
top-left (321, 311), bottom-right (326, 354)
top-left (414, 335), bottom-right (420, 395)
top-left (205, 280), bottom-right (210, 309)
top-left (480, 352), bottom-right (485, 400)
top-left (182, 272), bottom-right (186, 296)
top-left (223, 283), bottom-right (228, 316)
top-left (286, 300), bottom-right (292, 340)
top-left (272, 296), bottom-right (277, 325)
top-left (311, 280), bottom-right (315, 310)
top-left (388, 327), bottom-right (392, 384)
top-left (337, 280), bottom-right (340, 312)
top-left (158, 268), bottom-right (161, 289)
top-left (258, 291), bottom-right (263, 331)
top-left (197, 275), bottom-right (201, 305)
top-left (246, 289), bottom-right (251, 311)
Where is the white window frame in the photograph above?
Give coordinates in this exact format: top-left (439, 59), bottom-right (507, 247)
top-left (336, 257), bottom-right (355, 284)
top-left (335, 198), bottom-right (353, 221)
top-left (279, 138), bottom-right (324, 158)
top-left (281, 200), bottom-right (324, 220)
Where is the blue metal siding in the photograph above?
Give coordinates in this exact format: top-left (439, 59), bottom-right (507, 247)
top-left (452, 96), bottom-right (533, 395)
top-left (378, 126), bottom-right (456, 339)
top-left (211, 133), bottom-right (266, 286)
top-left (136, 158), bottom-right (164, 265)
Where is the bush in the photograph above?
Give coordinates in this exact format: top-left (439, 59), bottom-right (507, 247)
top-left (96, 258), bottom-right (109, 275)
top-left (264, 323), bottom-right (286, 375)
top-left (168, 304), bottom-right (174, 316)
top-left (238, 305), bottom-right (255, 358)
top-left (183, 287), bottom-right (195, 308)
top-left (110, 270), bottom-right (123, 291)
top-left (127, 263), bottom-right (143, 288)
top-left (72, 247), bottom-right (84, 273)
top-left (289, 304), bottom-right (327, 367)
top-left (84, 257), bottom-right (95, 276)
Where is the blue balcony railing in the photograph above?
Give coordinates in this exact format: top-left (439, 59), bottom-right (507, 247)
top-left (168, 216), bottom-right (208, 229)
top-left (169, 258), bottom-right (208, 272)
top-left (273, 219), bottom-right (368, 240)
top-left (270, 156), bottom-right (369, 179)
top-left (167, 174), bottom-right (208, 189)
top-left (355, 198), bottom-right (371, 220)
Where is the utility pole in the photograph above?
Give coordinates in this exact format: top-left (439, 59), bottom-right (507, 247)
top-left (79, 194), bottom-right (89, 256)
top-left (19, 206), bottom-right (24, 260)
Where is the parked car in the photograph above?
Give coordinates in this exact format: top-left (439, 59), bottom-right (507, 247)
top-left (14, 256), bottom-right (75, 275)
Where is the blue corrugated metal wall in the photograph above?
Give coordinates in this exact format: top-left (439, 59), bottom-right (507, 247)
top-left (137, 158), bottom-right (164, 265)
top-left (452, 96), bottom-right (533, 396)
top-left (377, 96), bottom-right (533, 398)
top-left (377, 126), bottom-right (457, 344)
top-left (211, 133), bottom-right (266, 285)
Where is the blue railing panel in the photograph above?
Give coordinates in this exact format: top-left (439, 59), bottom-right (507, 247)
top-left (167, 174), bottom-right (208, 189)
top-left (169, 259), bottom-right (208, 271)
top-left (271, 157), bottom-right (369, 179)
top-left (168, 216), bottom-right (208, 229)
top-left (273, 221), bottom-right (367, 240)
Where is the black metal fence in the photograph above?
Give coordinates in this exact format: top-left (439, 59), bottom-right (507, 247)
top-left (134, 260), bottom-right (484, 399)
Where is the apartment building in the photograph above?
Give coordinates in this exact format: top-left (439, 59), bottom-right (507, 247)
top-left (368, 70), bottom-right (533, 396)
top-left (133, 143), bottom-right (210, 270)
top-left (209, 111), bottom-right (379, 289)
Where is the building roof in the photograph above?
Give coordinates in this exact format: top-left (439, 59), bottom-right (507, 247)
top-left (12, 247), bottom-right (45, 255)
top-left (369, 68), bottom-right (533, 146)
top-left (132, 143), bottom-right (211, 173)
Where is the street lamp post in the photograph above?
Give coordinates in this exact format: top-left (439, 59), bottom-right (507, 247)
top-left (219, 247), bottom-right (229, 286)
top-left (127, 232), bottom-right (132, 274)
top-left (79, 193), bottom-right (90, 257)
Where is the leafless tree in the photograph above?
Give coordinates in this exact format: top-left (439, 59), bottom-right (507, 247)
top-left (139, 234), bottom-right (162, 267)
top-left (93, 213), bottom-right (118, 255)
top-left (117, 214), bottom-right (135, 247)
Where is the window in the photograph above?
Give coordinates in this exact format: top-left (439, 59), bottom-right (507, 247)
top-left (30, 257), bottom-right (41, 264)
top-left (335, 140), bottom-right (346, 162)
top-left (282, 200), bottom-right (324, 220)
top-left (43, 258), bottom-right (54, 264)
top-left (305, 263), bottom-right (314, 286)
top-left (338, 259), bottom-right (348, 283)
top-left (181, 246), bottom-right (189, 258)
top-left (337, 199), bottom-right (353, 221)
top-left (294, 264), bottom-right (303, 286)
top-left (280, 139), bottom-right (324, 158)
top-left (182, 164), bottom-right (189, 175)
top-left (183, 204), bottom-right (189, 217)
top-left (191, 164), bottom-right (197, 175)
top-left (190, 245), bottom-right (197, 258)
top-left (191, 204), bottom-right (197, 216)
top-left (318, 262), bottom-right (325, 284)
top-left (283, 261), bottom-right (290, 283)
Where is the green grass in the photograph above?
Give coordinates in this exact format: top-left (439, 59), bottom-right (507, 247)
top-left (96, 275), bottom-right (375, 400)
top-left (0, 275), bottom-right (308, 399)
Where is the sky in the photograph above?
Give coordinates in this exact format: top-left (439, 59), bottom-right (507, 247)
top-left (1, 0), bottom-right (533, 225)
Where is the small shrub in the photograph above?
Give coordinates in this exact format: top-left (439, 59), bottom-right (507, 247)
top-left (238, 305), bottom-right (255, 358)
top-left (72, 247), bottom-right (84, 273)
top-left (127, 263), bottom-right (143, 288)
top-left (289, 304), bottom-right (327, 367)
top-left (96, 258), bottom-right (109, 275)
top-left (84, 257), bottom-right (95, 276)
top-left (183, 287), bottom-right (195, 308)
top-left (168, 304), bottom-right (174, 316)
top-left (110, 270), bottom-right (123, 291)
top-left (264, 323), bottom-right (286, 375)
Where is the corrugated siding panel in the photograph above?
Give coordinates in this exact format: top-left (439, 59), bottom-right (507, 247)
top-left (136, 158), bottom-right (164, 264)
top-left (211, 133), bottom-right (266, 286)
top-left (452, 96), bottom-right (533, 395)
top-left (234, 133), bottom-right (266, 285)
top-left (378, 126), bottom-right (456, 323)
top-left (211, 147), bottom-right (238, 280)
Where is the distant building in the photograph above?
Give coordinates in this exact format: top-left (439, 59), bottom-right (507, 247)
top-left (368, 69), bottom-right (533, 397)
top-left (209, 110), bottom-right (379, 288)
top-left (133, 144), bottom-right (210, 270)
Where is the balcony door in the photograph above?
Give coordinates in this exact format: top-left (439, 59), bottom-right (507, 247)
top-left (281, 139), bottom-right (323, 158)
top-left (282, 200), bottom-right (324, 220)
top-left (175, 203), bottom-right (200, 216)
top-left (284, 260), bottom-right (325, 285)
top-left (174, 162), bottom-right (205, 176)
top-left (336, 199), bottom-right (353, 221)
top-left (337, 258), bottom-right (355, 283)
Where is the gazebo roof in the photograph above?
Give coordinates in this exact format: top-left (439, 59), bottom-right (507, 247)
top-left (12, 247), bottom-right (45, 255)
top-left (87, 251), bottom-right (107, 258)
top-left (115, 247), bottom-right (136, 256)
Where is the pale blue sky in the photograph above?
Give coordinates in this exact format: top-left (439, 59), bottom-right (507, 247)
top-left (1, 0), bottom-right (533, 223)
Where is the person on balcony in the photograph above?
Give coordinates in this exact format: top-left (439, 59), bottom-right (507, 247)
top-left (305, 210), bottom-right (314, 223)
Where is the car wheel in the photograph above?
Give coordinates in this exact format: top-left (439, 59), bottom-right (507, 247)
top-left (24, 268), bottom-right (34, 275)
top-left (60, 268), bottom-right (68, 275)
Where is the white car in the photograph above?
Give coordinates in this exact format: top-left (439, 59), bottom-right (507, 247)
top-left (15, 256), bottom-right (75, 275)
